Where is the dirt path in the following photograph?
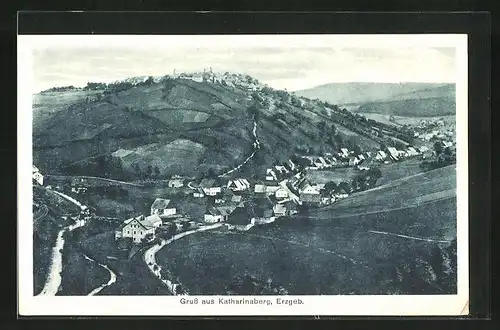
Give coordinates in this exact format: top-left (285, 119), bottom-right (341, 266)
top-left (83, 254), bottom-right (117, 296)
top-left (218, 119), bottom-right (260, 178)
top-left (368, 230), bottom-right (453, 244)
top-left (36, 218), bottom-right (86, 296)
top-left (36, 190), bottom-right (89, 296)
top-left (144, 223), bottom-right (223, 294)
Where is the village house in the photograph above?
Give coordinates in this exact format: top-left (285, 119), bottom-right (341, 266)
top-left (115, 214), bottom-right (162, 243)
top-left (251, 198), bottom-right (276, 224)
top-left (340, 148), bottom-right (350, 158)
top-left (275, 187), bottom-right (289, 199)
top-left (33, 166), bottom-right (44, 186)
top-left (225, 205), bottom-right (255, 231)
top-left (298, 180), bottom-right (321, 204)
top-left (186, 73), bottom-right (204, 83)
top-left (199, 178), bottom-right (223, 196)
top-left (227, 178), bottom-right (250, 191)
top-left (273, 203), bottom-right (287, 217)
top-left (287, 159), bottom-right (297, 172)
top-left (265, 168), bottom-right (278, 181)
top-left (193, 188), bottom-right (205, 198)
top-left (204, 205), bottom-right (237, 223)
top-left (375, 150), bottom-right (388, 161)
top-left (254, 182), bottom-right (267, 194)
top-left (274, 165), bottom-right (289, 176)
top-left (318, 156), bottom-right (329, 168)
top-left (386, 147), bottom-right (400, 161)
top-left (406, 147), bottom-right (419, 157)
top-left (168, 177), bottom-right (184, 188)
top-left (150, 198), bottom-right (177, 218)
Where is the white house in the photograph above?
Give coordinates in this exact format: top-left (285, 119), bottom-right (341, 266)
top-left (204, 205), bottom-right (236, 223)
top-left (33, 166), bottom-right (44, 185)
top-left (116, 214), bottom-right (162, 243)
top-left (386, 147), bottom-right (400, 161)
top-left (254, 183), bottom-right (267, 194)
top-left (275, 187), bottom-right (289, 199)
top-left (318, 157), bottom-right (329, 168)
top-left (340, 148), bottom-right (350, 157)
top-left (187, 73), bottom-right (204, 83)
top-left (406, 147), bottom-right (419, 157)
top-left (375, 150), bottom-right (388, 161)
top-left (168, 178), bottom-right (184, 188)
top-left (227, 178), bottom-right (250, 191)
top-left (274, 165), bottom-right (289, 175)
top-left (273, 203), bottom-right (287, 217)
top-left (287, 159), bottom-right (297, 171)
top-left (200, 178), bottom-right (222, 196)
top-left (299, 184), bottom-right (321, 204)
top-left (150, 198), bottom-right (177, 218)
top-left (265, 169), bottom-right (278, 181)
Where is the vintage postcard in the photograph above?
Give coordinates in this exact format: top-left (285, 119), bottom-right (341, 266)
top-left (18, 34), bottom-right (468, 316)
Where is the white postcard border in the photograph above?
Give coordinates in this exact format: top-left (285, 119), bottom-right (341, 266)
top-left (18, 34), bottom-right (469, 316)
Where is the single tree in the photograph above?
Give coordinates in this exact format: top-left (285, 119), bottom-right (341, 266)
top-left (146, 165), bottom-right (153, 178)
top-left (433, 141), bottom-right (443, 156)
top-left (154, 166), bottom-right (161, 179)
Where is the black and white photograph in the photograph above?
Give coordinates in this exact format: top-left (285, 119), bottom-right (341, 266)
top-left (18, 34), bottom-right (469, 316)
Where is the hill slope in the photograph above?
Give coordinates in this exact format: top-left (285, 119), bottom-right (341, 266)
top-left (33, 74), bottom-right (411, 180)
top-left (294, 82), bottom-right (451, 105)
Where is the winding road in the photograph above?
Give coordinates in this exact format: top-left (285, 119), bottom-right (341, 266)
top-left (144, 223), bottom-right (223, 295)
top-left (83, 254), bottom-right (117, 296)
top-left (36, 190), bottom-right (117, 296)
top-left (37, 218), bottom-right (86, 296)
top-left (218, 119), bottom-right (260, 178)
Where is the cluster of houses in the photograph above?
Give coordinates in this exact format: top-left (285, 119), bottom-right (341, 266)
top-left (33, 165), bottom-right (44, 186)
top-left (170, 69), bottom-right (264, 92)
top-left (115, 197), bottom-right (192, 243)
top-left (296, 145), bottom-right (433, 171)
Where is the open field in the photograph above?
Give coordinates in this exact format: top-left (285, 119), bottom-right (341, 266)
top-left (314, 165), bottom-right (455, 217)
top-left (376, 157), bottom-right (425, 186)
top-left (157, 195), bottom-right (456, 295)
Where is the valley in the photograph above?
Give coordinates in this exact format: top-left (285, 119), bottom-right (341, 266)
top-left (32, 72), bottom-right (458, 296)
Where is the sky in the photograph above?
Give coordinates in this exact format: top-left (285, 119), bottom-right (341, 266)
top-left (30, 36), bottom-right (457, 93)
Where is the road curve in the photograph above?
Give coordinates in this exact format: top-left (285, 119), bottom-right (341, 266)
top-left (144, 223), bottom-right (223, 295)
top-left (83, 254), bottom-right (117, 296)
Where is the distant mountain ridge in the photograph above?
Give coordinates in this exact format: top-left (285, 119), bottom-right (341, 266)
top-left (294, 82), bottom-right (454, 105)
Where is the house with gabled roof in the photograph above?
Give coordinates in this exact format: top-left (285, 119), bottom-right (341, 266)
top-left (150, 198), bottom-right (177, 218)
top-left (33, 165), bottom-right (44, 186)
top-left (168, 178), bottom-right (185, 188)
top-left (265, 168), bottom-right (278, 181)
top-left (375, 150), bottom-right (388, 161)
top-left (227, 178), bottom-right (250, 191)
top-left (200, 178), bottom-right (223, 196)
top-left (386, 147), bottom-right (400, 161)
top-left (204, 205), bottom-right (237, 223)
top-left (115, 214), bottom-right (162, 243)
top-left (226, 204), bottom-right (255, 231)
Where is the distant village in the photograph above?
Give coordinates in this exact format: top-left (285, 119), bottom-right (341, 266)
top-left (99, 137), bottom-right (456, 245)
